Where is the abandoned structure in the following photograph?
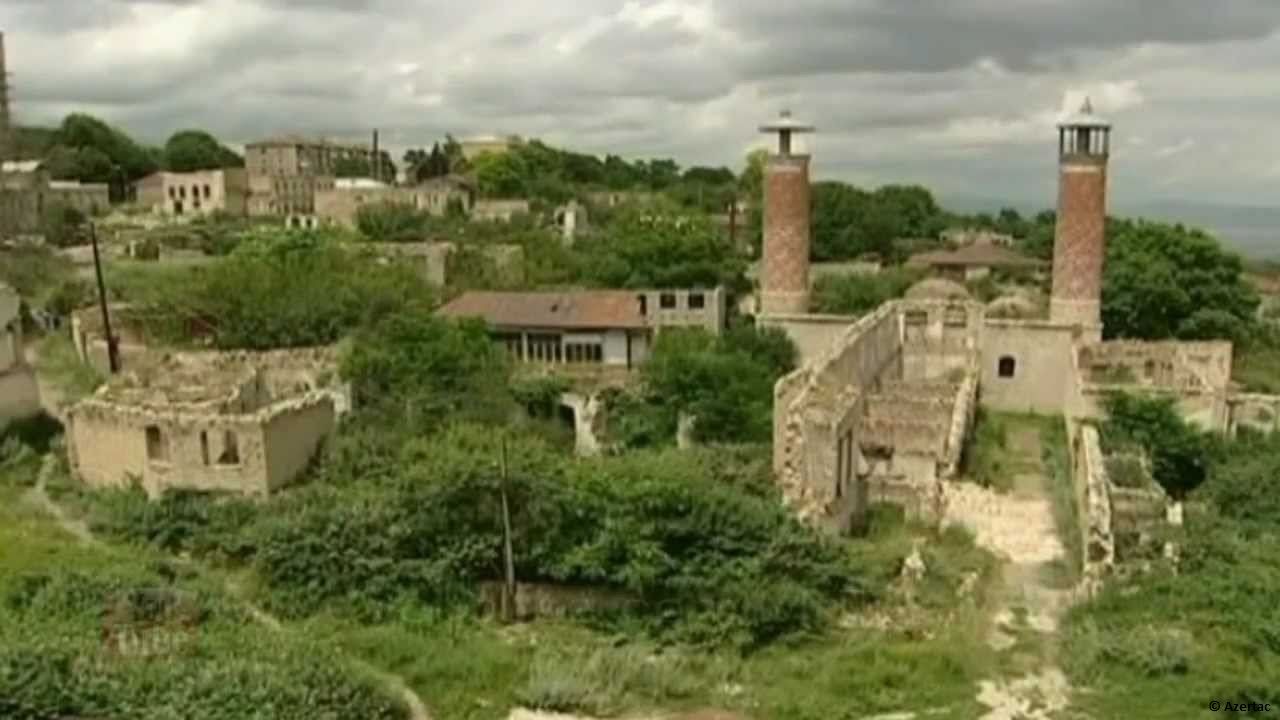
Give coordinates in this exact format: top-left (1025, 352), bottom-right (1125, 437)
top-left (66, 348), bottom-right (347, 498)
top-left (762, 101), bottom-right (1278, 570)
top-left (439, 287), bottom-right (727, 370)
top-left (472, 198), bottom-right (531, 222)
top-left (135, 169), bottom-right (249, 217)
top-left (940, 228), bottom-right (1016, 247)
top-left (244, 136), bottom-right (369, 216)
top-left (0, 282), bottom-right (40, 431)
top-left (906, 242), bottom-right (1045, 282)
top-left (1, 160), bottom-right (109, 236)
top-left (314, 175), bottom-right (473, 227)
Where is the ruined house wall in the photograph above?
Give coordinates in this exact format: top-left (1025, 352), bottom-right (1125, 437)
top-left (773, 304), bottom-right (903, 533)
top-left (1076, 425), bottom-right (1114, 592)
top-left (772, 368), bottom-right (810, 476)
top-left (68, 393), bottom-right (335, 498)
top-left (1228, 393), bottom-right (1280, 436)
top-left (263, 397), bottom-right (337, 492)
top-left (0, 366), bottom-right (40, 431)
top-left (68, 401), bottom-right (272, 497)
top-left (1077, 340), bottom-right (1234, 432)
top-left (980, 319), bottom-right (1080, 414)
top-left (758, 313), bottom-right (858, 366)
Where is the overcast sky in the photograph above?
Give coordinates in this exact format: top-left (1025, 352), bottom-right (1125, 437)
top-left (5, 0), bottom-right (1280, 207)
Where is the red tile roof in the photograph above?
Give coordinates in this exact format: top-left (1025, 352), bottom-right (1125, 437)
top-left (438, 290), bottom-right (647, 329)
top-left (907, 243), bottom-right (1045, 269)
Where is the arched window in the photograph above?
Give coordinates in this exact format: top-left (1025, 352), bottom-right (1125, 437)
top-left (998, 356), bottom-right (1017, 379)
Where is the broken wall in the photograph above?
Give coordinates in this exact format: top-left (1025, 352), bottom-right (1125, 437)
top-left (758, 313), bottom-right (858, 366)
top-left (1228, 393), bottom-right (1280, 436)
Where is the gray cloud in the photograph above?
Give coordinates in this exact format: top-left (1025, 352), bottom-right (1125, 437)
top-left (2, 0), bottom-right (1280, 208)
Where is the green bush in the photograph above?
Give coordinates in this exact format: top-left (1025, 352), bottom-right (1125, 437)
top-left (811, 267), bottom-right (922, 316)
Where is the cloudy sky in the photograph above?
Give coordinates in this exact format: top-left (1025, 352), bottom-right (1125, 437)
top-left (5, 0), bottom-right (1280, 208)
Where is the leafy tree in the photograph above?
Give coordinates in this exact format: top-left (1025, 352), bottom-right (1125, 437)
top-left (38, 203), bottom-right (89, 247)
top-left (342, 314), bottom-right (511, 430)
top-left (162, 129), bottom-right (243, 171)
top-left (1102, 220), bottom-right (1260, 341)
top-left (577, 204), bottom-right (748, 292)
top-left (811, 267), bottom-right (923, 316)
top-left (52, 112), bottom-right (159, 181)
top-left (625, 325), bottom-right (797, 446)
top-left (333, 152), bottom-right (396, 183)
top-left (1100, 392), bottom-right (1214, 499)
top-left (355, 202), bottom-right (428, 243)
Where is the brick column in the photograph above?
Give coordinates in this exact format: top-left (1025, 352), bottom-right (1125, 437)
top-left (761, 154), bottom-right (812, 315)
top-left (1050, 158), bottom-right (1107, 328)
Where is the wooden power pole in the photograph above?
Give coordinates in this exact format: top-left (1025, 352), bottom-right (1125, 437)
top-left (89, 223), bottom-right (120, 374)
top-left (499, 435), bottom-right (517, 623)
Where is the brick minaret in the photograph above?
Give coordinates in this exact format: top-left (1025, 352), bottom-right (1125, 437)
top-left (1050, 98), bottom-right (1111, 328)
top-left (759, 111), bottom-right (815, 315)
top-left (0, 31), bottom-right (10, 162)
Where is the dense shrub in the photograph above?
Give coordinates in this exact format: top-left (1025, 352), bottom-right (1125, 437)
top-left (811, 267), bottom-right (923, 316)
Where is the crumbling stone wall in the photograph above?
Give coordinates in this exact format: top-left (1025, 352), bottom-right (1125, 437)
top-left (1228, 393), bottom-right (1280, 436)
top-left (772, 302), bottom-right (981, 533)
top-left (900, 301), bottom-right (983, 381)
top-left (1076, 425), bottom-right (1115, 594)
top-left (67, 392), bottom-right (335, 498)
top-left (1, 283), bottom-right (40, 430)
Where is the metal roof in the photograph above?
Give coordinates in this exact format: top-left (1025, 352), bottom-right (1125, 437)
top-left (759, 110), bottom-right (815, 134)
top-left (1058, 97), bottom-right (1110, 129)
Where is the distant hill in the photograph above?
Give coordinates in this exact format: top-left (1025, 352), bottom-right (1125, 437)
top-left (942, 192), bottom-right (1280, 260)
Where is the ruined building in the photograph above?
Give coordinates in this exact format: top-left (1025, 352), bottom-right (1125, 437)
top-left (0, 282), bottom-right (41, 431)
top-left (764, 101), bottom-right (1273, 542)
top-left (135, 169), bottom-right (249, 217)
top-left (66, 348), bottom-right (348, 498)
top-left (244, 135), bottom-right (370, 217)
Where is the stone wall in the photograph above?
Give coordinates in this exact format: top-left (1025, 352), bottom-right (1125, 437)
top-left (773, 304), bottom-right (901, 532)
top-left (900, 301), bottom-right (983, 381)
top-left (758, 313), bottom-right (857, 366)
top-left (1076, 425), bottom-right (1114, 593)
top-left (1228, 393), bottom-right (1280, 436)
top-left (980, 319), bottom-right (1081, 415)
top-left (67, 391), bottom-right (335, 498)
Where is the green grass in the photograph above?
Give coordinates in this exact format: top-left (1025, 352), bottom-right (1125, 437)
top-left (34, 332), bottom-right (105, 402)
top-left (1039, 415), bottom-right (1083, 586)
top-left (305, 513), bottom-right (999, 720)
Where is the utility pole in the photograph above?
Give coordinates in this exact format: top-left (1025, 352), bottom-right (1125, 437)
top-left (89, 223), bottom-right (120, 374)
top-left (498, 435), bottom-right (517, 623)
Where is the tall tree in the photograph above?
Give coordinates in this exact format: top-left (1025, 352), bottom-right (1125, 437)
top-left (162, 130), bottom-right (243, 172)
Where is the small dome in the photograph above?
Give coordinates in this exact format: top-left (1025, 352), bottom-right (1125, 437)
top-left (905, 278), bottom-right (971, 301)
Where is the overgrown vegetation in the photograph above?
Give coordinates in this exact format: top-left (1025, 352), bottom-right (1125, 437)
top-left (115, 229), bottom-right (434, 350)
top-left (0, 449), bottom-right (407, 720)
top-left (810, 267), bottom-right (924, 316)
top-left (607, 323), bottom-right (797, 448)
top-left (1064, 426), bottom-right (1280, 716)
top-left (1099, 392), bottom-right (1215, 500)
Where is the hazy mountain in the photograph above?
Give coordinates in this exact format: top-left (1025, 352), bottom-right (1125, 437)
top-left (941, 193), bottom-right (1280, 260)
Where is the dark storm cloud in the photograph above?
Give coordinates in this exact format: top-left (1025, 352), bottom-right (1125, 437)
top-left (3, 0), bottom-right (1280, 204)
top-left (727, 0), bottom-right (1280, 76)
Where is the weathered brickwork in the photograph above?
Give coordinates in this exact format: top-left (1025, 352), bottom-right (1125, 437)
top-left (761, 155), bottom-right (811, 315)
top-left (1050, 161), bottom-right (1107, 326)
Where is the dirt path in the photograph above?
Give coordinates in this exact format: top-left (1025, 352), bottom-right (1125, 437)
top-left (944, 425), bottom-right (1075, 720)
top-left (19, 455), bottom-right (432, 720)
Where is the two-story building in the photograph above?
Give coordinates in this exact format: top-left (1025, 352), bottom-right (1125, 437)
top-left (134, 169), bottom-right (249, 217)
top-left (437, 287), bottom-right (727, 370)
